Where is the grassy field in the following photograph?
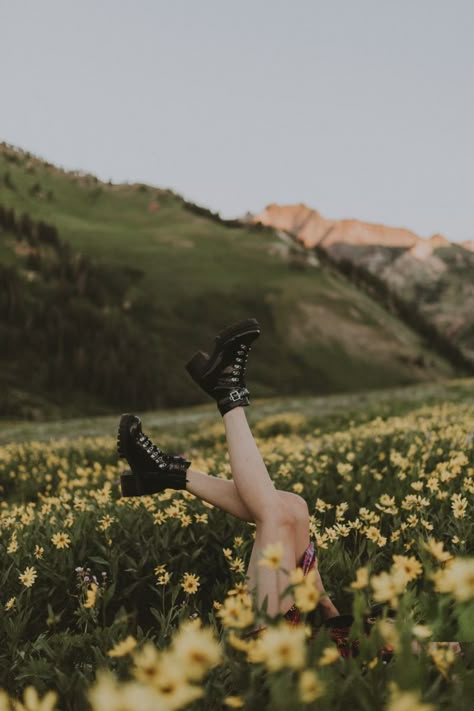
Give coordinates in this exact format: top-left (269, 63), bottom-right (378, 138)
top-left (0, 143), bottom-right (458, 419)
top-left (1, 378), bottom-right (473, 709)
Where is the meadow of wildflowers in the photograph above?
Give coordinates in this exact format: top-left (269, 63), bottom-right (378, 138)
top-left (0, 380), bottom-right (473, 710)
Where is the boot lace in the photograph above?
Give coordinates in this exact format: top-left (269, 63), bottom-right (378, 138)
top-left (136, 432), bottom-right (167, 468)
top-left (229, 343), bottom-right (251, 384)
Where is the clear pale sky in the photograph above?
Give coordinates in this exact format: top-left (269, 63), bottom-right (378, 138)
top-left (1, 0), bottom-right (473, 241)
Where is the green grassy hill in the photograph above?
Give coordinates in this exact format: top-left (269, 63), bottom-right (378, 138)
top-left (0, 142), bottom-right (459, 419)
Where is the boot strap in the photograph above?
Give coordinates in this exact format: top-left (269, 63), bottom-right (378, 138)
top-left (217, 387), bottom-right (250, 416)
top-left (230, 389), bottom-right (245, 402)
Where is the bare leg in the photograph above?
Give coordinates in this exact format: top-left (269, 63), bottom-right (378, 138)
top-left (186, 469), bottom-right (298, 614)
top-left (222, 408), bottom-right (302, 617)
top-left (186, 468), bottom-right (304, 544)
top-left (185, 411), bottom-right (340, 619)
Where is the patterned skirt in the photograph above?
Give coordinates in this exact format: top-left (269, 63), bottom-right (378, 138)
top-left (283, 539), bottom-right (317, 625)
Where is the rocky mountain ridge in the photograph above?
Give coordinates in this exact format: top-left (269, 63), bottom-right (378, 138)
top-left (252, 203), bottom-right (474, 367)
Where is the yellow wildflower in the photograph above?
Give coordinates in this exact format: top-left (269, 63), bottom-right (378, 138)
top-left (392, 555), bottom-right (423, 582)
top-left (298, 669), bottom-right (325, 702)
top-left (227, 630), bottom-right (253, 652)
top-left (181, 572), bottom-right (200, 595)
top-left (294, 580), bottom-right (320, 612)
top-left (132, 642), bottom-right (161, 685)
top-left (51, 532), bottom-right (71, 549)
top-left (88, 669), bottom-right (161, 711)
top-left (252, 621), bottom-right (307, 671)
top-left (7, 533), bottom-right (18, 554)
top-left (432, 557), bottom-right (474, 601)
top-left (258, 541), bottom-right (284, 570)
top-left (351, 567), bottom-right (369, 589)
top-left (217, 593), bottom-right (254, 629)
top-left (83, 583), bottom-right (98, 609)
top-left (20, 686), bottom-right (58, 711)
top-left (152, 511), bottom-right (167, 525)
top-left (98, 514), bottom-right (115, 531)
top-left (230, 557), bottom-right (245, 574)
top-left (424, 537), bottom-right (452, 563)
top-left (386, 683), bottom-right (434, 711)
top-left (370, 568), bottom-right (407, 608)
top-left (19, 566), bottom-right (37, 588)
top-left (318, 646), bottom-right (340, 666)
top-left (5, 596), bottom-right (16, 611)
top-left (412, 625), bottom-right (432, 640)
top-left (170, 618), bottom-right (222, 681)
top-left (290, 567), bottom-right (305, 585)
top-left (107, 636), bottom-right (137, 657)
top-left (451, 493), bottom-right (468, 519)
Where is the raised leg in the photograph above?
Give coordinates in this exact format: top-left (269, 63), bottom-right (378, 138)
top-left (186, 409), bottom-right (340, 619)
top-left (186, 469), bottom-right (310, 560)
top-left (186, 468), bottom-right (300, 616)
top-left (222, 407), bottom-right (303, 617)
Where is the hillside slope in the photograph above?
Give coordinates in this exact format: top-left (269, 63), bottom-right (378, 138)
top-left (0, 143), bottom-right (457, 419)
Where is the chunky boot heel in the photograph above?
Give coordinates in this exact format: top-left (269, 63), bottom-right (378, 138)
top-left (116, 414), bottom-right (190, 497)
top-left (185, 318), bottom-right (260, 416)
top-left (185, 351), bottom-right (210, 387)
top-left (120, 469), bottom-right (139, 497)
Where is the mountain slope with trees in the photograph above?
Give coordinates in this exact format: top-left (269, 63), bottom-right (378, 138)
top-left (0, 142), bottom-right (459, 419)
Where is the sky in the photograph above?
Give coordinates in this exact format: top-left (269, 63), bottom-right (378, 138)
top-left (1, 0), bottom-right (473, 242)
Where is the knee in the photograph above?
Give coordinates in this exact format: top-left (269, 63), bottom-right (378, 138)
top-left (284, 492), bottom-right (309, 525)
top-left (257, 496), bottom-right (297, 528)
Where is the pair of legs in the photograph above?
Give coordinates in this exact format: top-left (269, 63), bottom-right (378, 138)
top-left (185, 407), bottom-right (339, 620)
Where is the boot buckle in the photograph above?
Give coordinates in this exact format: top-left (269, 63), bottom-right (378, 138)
top-left (229, 390), bottom-right (242, 402)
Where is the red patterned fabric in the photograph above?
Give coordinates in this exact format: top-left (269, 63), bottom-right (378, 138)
top-left (283, 539), bottom-right (317, 625)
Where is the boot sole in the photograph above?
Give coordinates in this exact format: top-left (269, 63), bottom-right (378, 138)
top-left (185, 318), bottom-right (260, 385)
top-left (117, 414), bottom-right (144, 497)
top-left (117, 413), bottom-right (141, 459)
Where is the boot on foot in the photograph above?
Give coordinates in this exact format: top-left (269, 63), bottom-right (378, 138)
top-left (185, 318), bottom-right (260, 416)
top-left (117, 413), bottom-right (190, 496)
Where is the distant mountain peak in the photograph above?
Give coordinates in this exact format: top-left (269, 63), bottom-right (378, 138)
top-left (252, 203), bottom-right (456, 251)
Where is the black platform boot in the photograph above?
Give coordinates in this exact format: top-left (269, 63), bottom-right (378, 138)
top-left (117, 414), bottom-right (190, 496)
top-left (185, 318), bottom-right (261, 416)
